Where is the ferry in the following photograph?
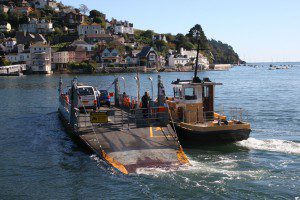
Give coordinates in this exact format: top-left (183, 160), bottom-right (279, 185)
top-left (166, 77), bottom-right (251, 146)
top-left (58, 77), bottom-right (189, 174)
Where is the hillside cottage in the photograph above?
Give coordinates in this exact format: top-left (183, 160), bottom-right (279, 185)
top-left (77, 22), bottom-right (105, 36)
top-left (138, 46), bottom-right (158, 68)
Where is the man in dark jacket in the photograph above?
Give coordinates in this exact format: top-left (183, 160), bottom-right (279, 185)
top-left (141, 91), bottom-right (150, 117)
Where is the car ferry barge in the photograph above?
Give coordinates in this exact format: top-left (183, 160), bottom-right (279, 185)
top-left (58, 77), bottom-right (189, 174)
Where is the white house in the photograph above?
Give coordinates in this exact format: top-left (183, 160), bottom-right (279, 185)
top-left (179, 48), bottom-right (209, 67)
top-left (52, 51), bottom-right (69, 63)
top-left (37, 19), bottom-right (54, 33)
top-left (6, 54), bottom-right (19, 63)
top-left (6, 51), bottom-right (31, 65)
top-left (52, 51), bottom-right (69, 70)
top-left (30, 43), bottom-right (52, 74)
top-left (114, 21), bottom-right (134, 35)
top-left (168, 55), bottom-right (190, 68)
top-left (34, 0), bottom-right (59, 10)
top-left (19, 18), bottom-right (54, 34)
top-left (77, 22), bottom-right (105, 36)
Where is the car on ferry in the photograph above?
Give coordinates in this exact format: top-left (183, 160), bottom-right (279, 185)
top-left (76, 85), bottom-right (97, 110)
top-left (98, 90), bottom-right (111, 107)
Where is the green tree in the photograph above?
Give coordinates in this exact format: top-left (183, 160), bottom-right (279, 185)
top-left (0, 12), bottom-right (8, 21)
top-left (54, 27), bottom-right (63, 35)
top-left (0, 57), bottom-right (11, 66)
top-left (187, 24), bottom-right (208, 48)
top-left (125, 45), bottom-right (133, 52)
top-left (93, 17), bottom-right (102, 24)
top-left (181, 42), bottom-right (195, 50)
top-left (165, 33), bottom-right (175, 42)
top-left (18, 13), bottom-right (29, 24)
top-left (174, 33), bottom-right (187, 50)
top-left (141, 30), bottom-right (154, 39)
top-left (89, 9), bottom-right (104, 18)
top-left (154, 40), bottom-right (168, 52)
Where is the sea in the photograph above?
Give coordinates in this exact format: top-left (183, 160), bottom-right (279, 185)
top-left (0, 63), bottom-right (299, 199)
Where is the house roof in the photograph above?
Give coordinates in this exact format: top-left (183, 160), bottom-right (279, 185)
top-left (79, 22), bottom-right (101, 26)
top-left (138, 46), bottom-right (154, 57)
top-left (33, 34), bottom-right (47, 43)
top-left (14, 6), bottom-right (33, 11)
top-left (30, 42), bottom-right (50, 47)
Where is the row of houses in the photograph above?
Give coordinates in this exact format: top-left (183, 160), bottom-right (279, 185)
top-left (3, 37), bottom-right (162, 73)
top-left (19, 18), bottom-right (54, 34)
top-left (0, 0), bottom-right (59, 14)
top-left (2, 36), bottom-right (210, 73)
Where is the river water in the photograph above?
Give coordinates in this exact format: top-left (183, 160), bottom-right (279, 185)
top-left (0, 65), bottom-right (299, 199)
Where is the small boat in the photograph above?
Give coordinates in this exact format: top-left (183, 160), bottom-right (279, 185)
top-left (166, 78), bottom-right (251, 146)
top-left (165, 40), bottom-right (251, 146)
top-left (268, 65), bottom-right (289, 70)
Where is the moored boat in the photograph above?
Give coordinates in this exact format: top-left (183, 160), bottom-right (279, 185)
top-left (166, 78), bottom-right (251, 146)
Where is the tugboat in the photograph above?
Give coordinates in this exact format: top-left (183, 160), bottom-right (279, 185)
top-left (166, 30), bottom-right (251, 146)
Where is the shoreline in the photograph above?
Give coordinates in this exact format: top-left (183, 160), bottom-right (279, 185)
top-left (53, 64), bottom-right (233, 75)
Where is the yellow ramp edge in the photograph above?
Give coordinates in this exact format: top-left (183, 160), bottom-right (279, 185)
top-left (177, 146), bottom-right (190, 165)
top-left (101, 150), bottom-right (129, 174)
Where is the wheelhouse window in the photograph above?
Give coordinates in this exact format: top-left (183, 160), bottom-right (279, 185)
top-left (173, 86), bottom-right (182, 99)
top-left (184, 87), bottom-right (197, 100)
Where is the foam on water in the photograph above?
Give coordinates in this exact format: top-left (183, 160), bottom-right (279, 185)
top-left (236, 137), bottom-right (300, 155)
top-left (136, 157), bottom-right (266, 180)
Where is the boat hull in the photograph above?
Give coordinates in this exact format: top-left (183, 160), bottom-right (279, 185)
top-left (175, 124), bottom-right (251, 146)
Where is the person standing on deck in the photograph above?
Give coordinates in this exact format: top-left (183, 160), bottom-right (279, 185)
top-left (141, 91), bottom-right (150, 117)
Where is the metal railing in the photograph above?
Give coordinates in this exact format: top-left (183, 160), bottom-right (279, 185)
top-left (129, 107), bottom-right (169, 127)
top-left (172, 107), bottom-right (249, 125)
top-left (229, 107), bottom-right (249, 122)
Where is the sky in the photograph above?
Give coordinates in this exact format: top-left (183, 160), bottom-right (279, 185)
top-left (63, 0), bottom-right (300, 62)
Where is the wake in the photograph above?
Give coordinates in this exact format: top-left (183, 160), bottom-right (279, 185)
top-left (236, 137), bottom-right (300, 155)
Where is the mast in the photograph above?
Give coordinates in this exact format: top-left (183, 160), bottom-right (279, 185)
top-left (192, 30), bottom-right (208, 83)
top-left (194, 31), bottom-right (200, 79)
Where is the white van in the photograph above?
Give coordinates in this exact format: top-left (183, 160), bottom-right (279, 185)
top-left (76, 85), bottom-right (97, 109)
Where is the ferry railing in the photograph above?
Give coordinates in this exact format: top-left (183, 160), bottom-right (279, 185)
top-left (228, 107), bottom-right (249, 122)
top-left (180, 107), bottom-right (249, 125)
top-left (128, 107), bottom-right (170, 127)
